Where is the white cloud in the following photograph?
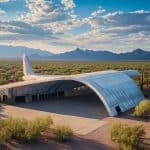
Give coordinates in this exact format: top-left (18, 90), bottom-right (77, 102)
top-left (86, 9), bottom-right (150, 35)
top-left (61, 0), bottom-right (75, 10)
top-left (0, 1), bottom-right (149, 53)
top-left (43, 18), bottom-right (83, 33)
top-left (0, 0), bottom-right (10, 2)
top-left (0, 20), bottom-right (54, 41)
top-left (16, 0), bottom-right (82, 34)
top-left (0, 9), bottom-right (6, 15)
top-left (130, 10), bottom-right (150, 14)
top-left (18, 0), bottom-right (72, 24)
top-left (91, 6), bottom-right (106, 17)
top-left (17, 0), bottom-right (81, 33)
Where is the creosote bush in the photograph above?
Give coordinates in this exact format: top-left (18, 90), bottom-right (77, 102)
top-left (24, 116), bottom-right (53, 142)
top-left (110, 121), bottom-right (145, 150)
top-left (54, 124), bottom-right (73, 141)
top-left (134, 99), bottom-right (150, 118)
top-left (0, 60), bottom-right (149, 87)
top-left (4, 117), bottom-right (28, 140)
top-left (0, 116), bottom-right (53, 144)
top-left (0, 128), bottom-right (11, 144)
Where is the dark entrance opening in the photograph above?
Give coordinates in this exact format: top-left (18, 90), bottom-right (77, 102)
top-left (32, 95), bottom-right (38, 102)
top-left (115, 106), bottom-right (121, 114)
top-left (51, 92), bottom-right (57, 97)
top-left (2, 95), bottom-right (8, 102)
top-left (15, 80), bottom-right (108, 119)
top-left (15, 96), bottom-right (26, 103)
top-left (58, 91), bottom-right (64, 97)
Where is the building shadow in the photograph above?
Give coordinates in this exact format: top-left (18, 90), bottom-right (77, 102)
top-left (15, 94), bottom-right (108, 119)
top-left (116, 109), bottom-right (149, 122)
top-left (6, 135), bottom-right (114, 150)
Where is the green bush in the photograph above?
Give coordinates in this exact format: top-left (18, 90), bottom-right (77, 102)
top-left (0, 116), bottom-right (53, 143)
top-left (0, 61), bottom-right (150, 89)
top-left (24, 117), bottom-right (53, 142)
top-left (33, 116), bottom-right (53, 132)
top-left (3, 117), bottom-right (28, 140)
top-left (54, 124), bottom-right (73, 141)
top-left (0, 128), bottom-right (11, 144)
top-left (134, 99), bottom-right (150, 118)
top-left (0, 117), bottom-right (26, 144)
top-left (110, 121), bottom-right (145, 150)
top-left (24, 121), bottom-right (41, 142)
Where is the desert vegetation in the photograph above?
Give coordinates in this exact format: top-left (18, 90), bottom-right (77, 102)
top-left (0, 116), bottom-right (74, 149)
top-left (134, 99), bottom-right (150, 118)
top-left (110, 121), bottom-right (145, 150)
top-left (0, 116), bottom-right (53, 144)
top-left (54, 124), bottom-right (73, 141)
top-left (0, 60), bottom-right (149, 87)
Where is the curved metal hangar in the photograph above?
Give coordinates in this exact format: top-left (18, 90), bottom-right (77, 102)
top-left (0, 55), bottom-right (144, 116)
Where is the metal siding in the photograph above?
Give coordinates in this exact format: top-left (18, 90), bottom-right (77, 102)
top-left (0, 70), bottom-right (144, 116)
top-left (79, 71), bottom-right (144, 116)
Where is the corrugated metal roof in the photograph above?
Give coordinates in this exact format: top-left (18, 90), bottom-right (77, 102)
top-left (79, 71), bottom-right (143, 116)
top-left (0, 70), bottom-right (143, 116)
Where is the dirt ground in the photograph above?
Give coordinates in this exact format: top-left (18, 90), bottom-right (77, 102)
top-left (4, 112), bottom-right (150, 150)
top-left (0, 95), bottom-right (108, 135)
top-left (0, 95), bottom-right (150, 150)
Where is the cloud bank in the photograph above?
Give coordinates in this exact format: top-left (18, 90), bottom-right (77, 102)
top-left (0, 0), bottom-right (149, 53)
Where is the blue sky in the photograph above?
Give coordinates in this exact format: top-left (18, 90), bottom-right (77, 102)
top-left (0, 0), bottom-right (150, 53)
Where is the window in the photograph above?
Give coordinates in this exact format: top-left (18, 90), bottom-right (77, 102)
top-left (115, 106), bottom-right (122, 114)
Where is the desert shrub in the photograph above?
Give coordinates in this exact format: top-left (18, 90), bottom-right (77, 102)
top-left (0, 128), bottom-right (11, 144)
top-left (0, 120), bottom-right (5, 129)
top-left (54, 124), bottom-right (73, 141)
top-left (134, 99), bottom-right (150, 118)
top-left (24, 121), bottom-right (41, 142)
top-left (0, 117), bottom-right (26, 143)
top-left (0, 61), bottom-right (150, 88)
top-left (3, 117), bottom-right (28, 140)
top-left (110, 121), bottom-right (145, 150)
top-left (0, 116), bottom-right (53, 143)
top-left (33, 116), bottom-right (53, 132)
top-left (24, 116), bottom-right (53, 142)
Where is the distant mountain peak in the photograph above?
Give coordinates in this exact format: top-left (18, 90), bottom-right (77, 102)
top-left (73, 48), bottom-right (84, 52)
top-left (133, 48), bottom-right (145, 53)
top-left (0, 45), bottom-right (53, 59)
top-left (49, 48), bottom-right (150, 61)
top-left (75, 48), bottom-right (82, 51)
top-left (0, 45), bottom-right (149, 60)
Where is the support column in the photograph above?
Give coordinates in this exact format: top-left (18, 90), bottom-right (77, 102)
top-left (25, 95), bottom-right (32, 103)
top-left (8, 88), bottom-right (15, 104)
top-left (37, 94), bottom-right (40, 101)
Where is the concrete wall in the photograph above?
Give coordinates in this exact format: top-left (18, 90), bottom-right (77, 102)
top-left (0, 80), bottom-right (92, 104)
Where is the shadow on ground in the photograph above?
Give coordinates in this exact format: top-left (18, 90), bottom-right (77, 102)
top-left (15, 94), bottom-right (108, 119)
top-left (116, 109), bottom-right (150, 122)
top-left (5, 135), bottom-right (113, 150)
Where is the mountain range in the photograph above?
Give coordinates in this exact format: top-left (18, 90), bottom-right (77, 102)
top-left (0, 45), bottom-right (149, 61)
top-left (49, 48), bottom-right (150, 61)
top-left (0, 45), bottom-right (53, 59)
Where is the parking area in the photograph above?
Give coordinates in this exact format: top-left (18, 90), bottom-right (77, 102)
top-left (0, 94), bottom-right (108, 135)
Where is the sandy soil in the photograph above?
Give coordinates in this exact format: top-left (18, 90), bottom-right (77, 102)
top-left (0, 95), bottom-right (149, 150)
top-left (0, 95), bottom-right (108, 135)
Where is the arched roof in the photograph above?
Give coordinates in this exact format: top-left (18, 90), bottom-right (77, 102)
top-left (0, 69), bottom-right (143, 116)
top-left (73, 70), bottom-right (144, 116)
top-left (21, 70), bottom-right (144, 116)
top-left (21, 55), bottom-right (144, 116)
